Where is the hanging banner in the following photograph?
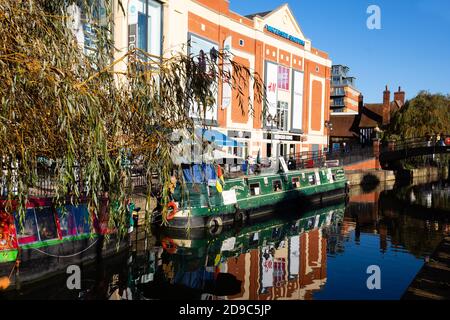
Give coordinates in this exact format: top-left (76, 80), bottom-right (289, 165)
top-left (291, 70), bottom-right (304, 131)
top-left (222, 36), bottom-right (233, 109)
top-left (265, 61), bottom-right (278, 126)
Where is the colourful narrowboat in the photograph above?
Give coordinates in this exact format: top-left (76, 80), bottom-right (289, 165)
top-left (0, 197), bottom-right (131, 291)
top-left (152, 164), bottom-right (348, 231)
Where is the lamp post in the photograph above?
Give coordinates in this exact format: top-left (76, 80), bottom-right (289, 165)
top-left (267, 114), bottom-right (279, 160)
top-left (324, 120), bottom-right (333, 154)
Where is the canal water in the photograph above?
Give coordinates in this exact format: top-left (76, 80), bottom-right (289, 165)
top-left (1, 179), bottom-right (449, 300)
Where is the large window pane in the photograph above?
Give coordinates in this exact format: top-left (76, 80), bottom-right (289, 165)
top-left (57, 206), bottom-right (78, 237)
top-left (73, 205), bottom-right (91, 234)
top-left (15, 209), bottom-right (39, 244)
top-left (35, 207), bottom-right (58, 241)
top-left (277, 101), bottom-right (288, 131)
top-left (188, 34), bottom-right (219, 122)
top-left (136, 0), bottom-right (161, 57)
top-left (137, 12), bottom-right (147, 52)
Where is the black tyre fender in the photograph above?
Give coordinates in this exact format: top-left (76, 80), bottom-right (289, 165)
top-left (206, 216), bottom-right (223, 236)
top-left (233, 208), bottom-right (244, 224)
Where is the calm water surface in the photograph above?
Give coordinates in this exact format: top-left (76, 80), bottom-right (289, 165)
top-left (2, 179), bottom-right (449, 300)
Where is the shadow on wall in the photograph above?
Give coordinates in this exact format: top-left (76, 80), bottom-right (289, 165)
top-left (360, 174), bottom-right (380, 193)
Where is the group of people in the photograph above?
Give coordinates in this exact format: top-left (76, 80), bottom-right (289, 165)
top-left (427, 134), bottom-right (449, 147)
top-left (241, 156), bottom-right (261, 175)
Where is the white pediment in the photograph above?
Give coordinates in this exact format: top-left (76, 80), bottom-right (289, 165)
top-left (261, 4), bottom-right (305, 41)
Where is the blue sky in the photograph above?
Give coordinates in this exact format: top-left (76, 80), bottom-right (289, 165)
top-left (230, 0), bottom-right (450, 103)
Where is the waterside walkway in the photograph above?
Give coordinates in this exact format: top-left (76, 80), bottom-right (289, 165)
top-left (402, 236), bottom-right (450, 300)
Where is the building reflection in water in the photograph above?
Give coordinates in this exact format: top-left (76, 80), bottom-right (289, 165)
top-left (3, 180), bottom-right (449, 300)
top-left (142, 204), bottom-right (346, 301)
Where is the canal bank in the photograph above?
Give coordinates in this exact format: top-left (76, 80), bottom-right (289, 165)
top-left (402, 236), bottom-right (450, 300)
top-left (346, 166), bottom-right (449, 186)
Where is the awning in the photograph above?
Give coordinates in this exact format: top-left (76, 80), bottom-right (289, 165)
top-left (196, 129), bottom-right (244, 147)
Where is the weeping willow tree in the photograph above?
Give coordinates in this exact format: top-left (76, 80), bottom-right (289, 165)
top-left (386, 91), bottom-right (450, 139)
top-left (0, 0), bottom-right (266, 240)
top-left (385, 91), bottom-right (450, 169)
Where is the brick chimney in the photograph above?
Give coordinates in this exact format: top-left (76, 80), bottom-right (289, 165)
top-left (358, 93), bottom-right (364, 114)
top-left (382, 85), bottom-right (391, 126)
top-left (394, 86), bottom-right (405, 106)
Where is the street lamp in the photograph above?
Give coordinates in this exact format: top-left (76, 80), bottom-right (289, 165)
top-left (324, 120), bottom-right (333, 153)
top-left (267, 114), bottom-right (279, 161)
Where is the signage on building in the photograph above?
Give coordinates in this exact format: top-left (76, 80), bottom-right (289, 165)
top-left (265, 24), bottom-right (305, 46)
top-left (128, 0), bottom-right (138, 57)
top-left (228, 130), bottom-right (251, 139)
top-left (264, 133), bottom-right (301, 142)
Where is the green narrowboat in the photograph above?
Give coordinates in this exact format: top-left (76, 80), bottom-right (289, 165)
top-left (152, 163), bottom-right (348, 230)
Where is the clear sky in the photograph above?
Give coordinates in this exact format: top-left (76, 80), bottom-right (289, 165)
top-left (229, 0), bottom-right (450, 103)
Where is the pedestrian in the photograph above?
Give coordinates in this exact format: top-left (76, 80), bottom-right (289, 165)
top-left (435, 133), bottom-right (441, 146)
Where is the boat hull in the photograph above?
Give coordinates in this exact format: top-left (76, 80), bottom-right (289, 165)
top-left (152, 183), bottom-right (347, 230)
top-left (0, 234), bottom-right (129, 292)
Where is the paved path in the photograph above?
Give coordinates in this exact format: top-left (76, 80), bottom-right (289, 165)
top-left (402, 236), bottom-right (450, 300)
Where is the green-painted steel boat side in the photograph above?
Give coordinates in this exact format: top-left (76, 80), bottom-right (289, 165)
top-left (19, 233), bottom-right (97, 251)
top-left (0, 234), bottom-right (98, 263)
top-left (172, 167), bottom-right (347, 218)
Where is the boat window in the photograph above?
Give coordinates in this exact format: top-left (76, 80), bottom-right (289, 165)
top-left (15, 209), bottom-right (40, 244)
top-left (292, 177), bottom-right (300, 188)
top-left (249, 232), bottom-right (259, 245)
top-left (272, 227), bottom-right (281, 239)
top-left (57, 206), bottom-right (78, 237)
top-left (72, 205), bottom-right (91, 234)
top-left (249, 183), bottom-right (260, 196)
top-left (272, 180), bottom-right (283, 192)
top-left (35, 207), bottom-right (58, 241)
top-left (308, 174), bottom-right (316, 185)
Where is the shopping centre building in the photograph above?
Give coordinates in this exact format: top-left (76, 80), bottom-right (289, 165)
top-left (110, 0), bottom-right (333, 159)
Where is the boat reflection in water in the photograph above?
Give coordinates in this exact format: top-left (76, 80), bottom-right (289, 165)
top-left (132, 202), bottom-right (345, 300)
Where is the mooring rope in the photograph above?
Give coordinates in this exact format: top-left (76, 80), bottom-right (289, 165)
top-left (30, 238), bottom-right (99, 258)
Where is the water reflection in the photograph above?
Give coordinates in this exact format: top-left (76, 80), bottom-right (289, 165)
top-left (137, 203), bottom-right (344, 300)
top-left (1, 180), bottom-right (449, 300)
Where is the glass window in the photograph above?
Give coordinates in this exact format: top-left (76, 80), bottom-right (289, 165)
top-left (249, 183), bottom-right (260, 196)
top-left (57, 206), bottom-right (78, 237)
top-left (272, 180), bottom-right (283, 192)
top-left (35, 207), bottom-right (58, 241)
top-left (292, 177), bottom-right (300, 188)
top-left (15, 209), bottom-right (40, 244)
top-left (72, 205), bottom-right (91, 234)
top-left (308, 174), bottom-right (316, 185)
top-left (136, 0), bottom-right (162, 57)
top-left (276, 101), bottom-right (289, 131)
top-left (188, 34), bottom-right (219, 122)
